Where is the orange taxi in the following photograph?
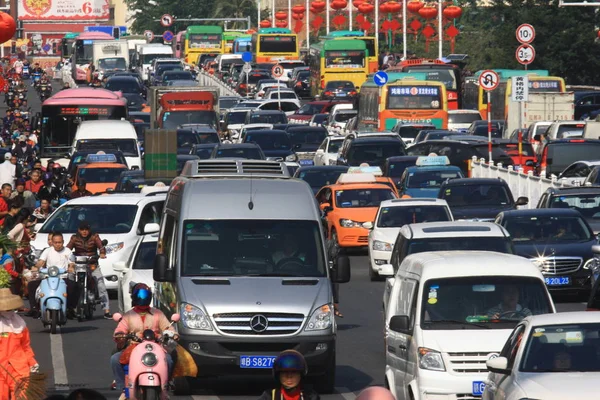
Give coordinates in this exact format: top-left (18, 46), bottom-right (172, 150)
top-left (316, 172), bottom-right (397, 248)
top-left (73, 153), bottom-right (129, 194)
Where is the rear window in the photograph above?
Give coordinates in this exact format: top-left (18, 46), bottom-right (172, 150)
top-left (556, 124), bottom-right (585, 139)
top-left (397, 126), bottom-right (435, 139)
top-left (497, 143), bottom-right (535, 157)
top-left (449, 113), bottom-right (481, 124)
top-left (547, 142), bottom-right (600, 172)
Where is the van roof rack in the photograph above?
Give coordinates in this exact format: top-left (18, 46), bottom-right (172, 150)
top-left (181, 160), bottom-right (291, 178)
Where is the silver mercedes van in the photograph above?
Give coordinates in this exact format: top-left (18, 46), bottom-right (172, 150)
top-left (153, 159), bottom-right (350, 394)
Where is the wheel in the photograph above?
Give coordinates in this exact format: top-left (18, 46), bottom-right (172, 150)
top-left (313, 351), bottom-right (336, 394)
top-left (50, 309), bottom-right (57, 334)
top-left (85, 302), bottom-right (94, 320)
top-left (173, 376), bottom-right (192, 395)
top-left (369, 264), bottom-right (380, 282)
top-left (139, 386), bottom-right (161, 400)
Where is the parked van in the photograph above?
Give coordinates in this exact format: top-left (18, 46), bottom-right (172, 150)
top-left (215, 54), bottom-right (243, 74)
top-left (381, 251), bottom-right (555, 400)
top-left (152, 159), bottom-right (351, 394)
top-left (71, 120), bottom-right (142, 169)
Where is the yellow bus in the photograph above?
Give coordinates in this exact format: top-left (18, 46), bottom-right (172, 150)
top-left (184, 25), bottom-right (224, 64)
top-left (251, 28), bottom-right (299, 63)
top-left (322, 31), bottom-right (378, 74)
top-left (358, 75), bottom-right (448, 130)
top-left (308, 39), bottom-right (369, 98)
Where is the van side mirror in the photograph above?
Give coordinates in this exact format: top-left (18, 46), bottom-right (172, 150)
top-left (379, 264), bottom-right (394, 276)
top-left (153, 254), bottom-right (175, 282)
top-left (592, 244), bottom-right (600, 253)
top-left (362, 221), bottom-right (374, 229)
top-left (486, 356), bottom-right (510, 374)
top-left (389, 315), bottom-right (411, 335)
top-left (515, 196), bottom-right (529, 206)
top-left (143, 223), bottom-right (160, 234)
top-left (333, 255), bottom-right (351, 283)
top-left (533, 134), bottom-right (541, 142)
top-left (113, 261), bottom-right (127, 272)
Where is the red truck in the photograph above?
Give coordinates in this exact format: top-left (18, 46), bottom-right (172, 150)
top-left (149, 87), bottom-right (220, 130)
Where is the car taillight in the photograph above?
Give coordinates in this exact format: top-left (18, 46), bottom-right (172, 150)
top-left (569, 139), bottom-right (585, 143)
top-left (296, 82), bottom-right (302, 87)
top-left (324, 91), bottom-right (332, 96)
top-left (350, 91), bottom-right (357, 96)
top-left (448, 92), bottom-right (457, 100)
top-left (321, 80), bottom-right (325, 89)
top-left (239, 83), bottom-right (247, 88)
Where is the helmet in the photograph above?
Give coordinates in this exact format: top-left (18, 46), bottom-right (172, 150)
top-left (131, 283), bottom-right (152, 307)
top-left (52, 163), bottom-right (61, 170)
top-left (273, 350), bottom-right (307, 378)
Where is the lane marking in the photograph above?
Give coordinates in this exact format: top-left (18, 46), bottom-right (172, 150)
top-left (336, 387), bottom-right (357, 400)
top-left (192, 396), bottom-right (220, 400)
top-left (50, 327), bottom-right (69, 391)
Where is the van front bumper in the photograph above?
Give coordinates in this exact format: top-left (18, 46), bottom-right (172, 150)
top-left (415, 370), bottom-right (488, 399)
top-left (178, 333), bottom-right (335, 377)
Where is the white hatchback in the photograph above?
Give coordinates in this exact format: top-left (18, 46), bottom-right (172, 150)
top-left (31, 192), bottom-right (166, 290)
top-left (314, 136), bottom-right (345, 166)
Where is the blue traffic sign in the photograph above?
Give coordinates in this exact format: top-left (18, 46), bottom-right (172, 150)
top-left (374, 71), bottom-right (389, 86)
top-left (42, 44), bottom-right (51, 52)
top-left (163, 30), bottom-right (174, 42)
top-left (241, 51), bottom-right (252, 63)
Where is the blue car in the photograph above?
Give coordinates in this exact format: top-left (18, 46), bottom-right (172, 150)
top-left (396, 156), bottom-right (464, 198)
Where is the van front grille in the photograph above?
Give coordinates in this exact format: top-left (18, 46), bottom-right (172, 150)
top-left (447, 351), bottom-right (496, 374)
top-left (213, 312), bottom-right (304, 335)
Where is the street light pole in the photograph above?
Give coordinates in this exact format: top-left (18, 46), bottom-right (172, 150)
top-left (272, 0), bottom-right (276, 27)
top-left (402, 0), bottom-right (407, 59)
top-left (438, 0), bottom-right (442, 59)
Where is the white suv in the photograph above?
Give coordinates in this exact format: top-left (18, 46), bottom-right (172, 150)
top-left (31, 191), bottom-right (166, 290)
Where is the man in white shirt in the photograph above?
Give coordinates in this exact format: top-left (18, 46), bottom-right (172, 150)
top-left (0, 153), bottom-right (16, 187)
top-left (27, 232), bottom-right (79, 318)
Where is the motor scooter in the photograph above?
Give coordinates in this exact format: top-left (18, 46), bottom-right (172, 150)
top-left (38, 265), bottom-right (68, 334)
top-left (73, 255), bottom-right (101, 321)
top-left (112, 313), bottom-right (180, 400)
top-left (21, 65), bottom-right (30, 80)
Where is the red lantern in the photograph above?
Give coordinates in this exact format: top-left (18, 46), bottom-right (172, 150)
top-left (0, 13), bottom-right (16, 44)
top-left (418, 6), bottom-right (437, 19)
top-left (292, 5), bottom-right (306, 13)
top-left (358, 2), bottom-right (374, 13)
top-left (260, 19), bottom-right (272, 28)
top-left (407, 0), bottom-right (424, 13)
top-left (598, 30), bottom-right (600, 38)
top-left (352, 0), bottom-right (364, 7)
top-left (386, 1), bottom-right (401, 13)
top-left (275, 11), bottom-right (288, 20)
top-left (292, 12), bottom-right (304, 20)
top-left (312, 0), bottom-right (326, 10)
top-left (276, 20), bottom-right (288, 27)
top-left (310, 6), bottom-right (319, 13)
top-left (330, 0), bottom-right (348, 10)
top-left (443, 5), bottom-right (462, 19)
top-left (379, 2), bottom-right (391, 13)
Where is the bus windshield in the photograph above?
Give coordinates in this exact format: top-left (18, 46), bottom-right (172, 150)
top-left (75, 40), bottom-right (93, 65)
top-left (387, 86), bottom-right (443, 109)
top-left (98, 58), bottom-right (126, 70)
top-left (259, 36), bottom-right (296, 53)
top-left (325, 50), bottom-right (365, 68)
top-left (162, 111), bottom-right (218, 129)
top-left (404, 67), bottom-right (457, 91)
top-left (189, 34), bottom-right (222, 48)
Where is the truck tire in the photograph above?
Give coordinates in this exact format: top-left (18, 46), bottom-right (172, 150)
top-left (314, 351), bottom-right (336, 394)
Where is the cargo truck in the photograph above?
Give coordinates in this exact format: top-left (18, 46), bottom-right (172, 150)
top-left (148, 86), bottom-right (220, 130)
top-left (505, 92), bottom-right (574, 137)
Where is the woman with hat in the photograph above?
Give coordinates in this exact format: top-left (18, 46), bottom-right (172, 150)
top-left (0, 287), bottom-right (39, 399)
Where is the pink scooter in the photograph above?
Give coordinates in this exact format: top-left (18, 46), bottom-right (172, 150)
top-left (113, 313), bottom-right (180, 400)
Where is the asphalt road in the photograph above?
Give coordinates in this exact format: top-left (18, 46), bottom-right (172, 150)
top-left (16, 80), bottom-right (586, 400)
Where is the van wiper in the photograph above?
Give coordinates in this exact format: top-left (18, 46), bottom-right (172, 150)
top-left (245, 273), bottom-right (299, 277)
top-left (427, 319), bottom-right (490, 329)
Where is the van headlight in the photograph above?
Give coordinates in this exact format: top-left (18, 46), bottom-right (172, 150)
top-left (306, 304), bottom-right (333, 331)
top-left (418, 347), bottom-right (445, 371)
top-left (181, 303), bottom-right (213, 331)
top-left (373, 240), bottom-right (392, 251)
top-left (286, 154), bottom-right (298, 162)
top-left (105, 242), bottom-right (124, 254)
top-left (340, 219), bottom-right (362, 228)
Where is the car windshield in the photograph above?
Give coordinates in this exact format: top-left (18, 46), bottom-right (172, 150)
top-left (407, 236), bottom-right (514, 255)
top-left (250, 113), bottom-right (288, 124)
top-left (245, 133), bottom-right (292, 150)
top-left (227, 111), bottom-right (248, 124)
top-left (297, 169), bottom-right (346, 189)
top-left (421, 277), bottom-right (552, 329)
top-left (335, 188), bottom-right (395, 208)
top-left (164, 72), bottom-right (193, 81)
top-left (406, 169), bottom-right (463, 189)
top-left (177, 131), bottom-right (200, 148)
top-left (386, 160), bottom-right (416, 177)
top-left (40, 205), bottom-right (138, 234)
top-left (550, 194), bottom-right (600, 220)
top-left (503, 215), bottom-right (592, 243)
top-left (235, 102), bottom-right (261, 109)
top-left (347, 143), bottom-right (406, 166)
top-left (76, 139), bottom-right (139, 157)
top-left (497, 143), bottom-right (535, 157)
top-left (296, 103), bottom-right (323, 115)
top-left (328, 140), bottom-right (342, 154)
top-left (105, 79), bottom-right (139, 93)
top-left (449, 113), bottom-right (481, 124)
top-left (134, 241), bottom-right (157, 270)
top-left (377, 205), bottom-right (451, 227)
top-left (288, 129), bottom-right (326, 145)
top-left (269, 92), bottom-right (297, 99)
top-left (520, 323), bottom-right (600, 372)
top-left (181, 220), bottom-right (326, 277)
top-left (334, 112), bottom-right (357, 122)
top-left (198, 132), bottom-right (219, 144)
top-left (162, 111), bottom-right (217, 130)
top-left (98, 57), bottom-right (126, 70)
top-left (442, 184), bottom-right (511, 207)
top-left (77, 167), bottom-right (128, 183)
top-left (220, 98), bottom-right (240, 109)
top-left (194, 145), bottom-right (218, 159)
top-left (214, 147), bottom-right (263, 159)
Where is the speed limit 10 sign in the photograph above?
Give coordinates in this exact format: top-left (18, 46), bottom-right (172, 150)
top-left (516, 24), bottom-right (535, 44)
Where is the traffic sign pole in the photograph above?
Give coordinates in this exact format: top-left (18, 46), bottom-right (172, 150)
top-left (488, 91), bottom-right (492, 163)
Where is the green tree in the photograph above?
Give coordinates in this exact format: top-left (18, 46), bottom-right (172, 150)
top-left (211, 0), bottom-right (258, 28)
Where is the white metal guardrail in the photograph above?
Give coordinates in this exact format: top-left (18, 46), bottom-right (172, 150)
top-left (471, 157), bottom-right (573, 209)
top-left (196, 70), bottom-right (240, 98)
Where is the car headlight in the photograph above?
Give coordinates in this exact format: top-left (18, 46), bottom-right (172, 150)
top-left (373, 240), bottom-right (392, 251)
top-left (306, 304), bottom-right (333, 331)
top-left (180, 303), bottom-right (213, 331)
top-left (584, 258), bottom-right (599, 272)
top-left (286, 154), bottom-right (298, 162)
top-left (531, 258), bottom-right (546, 271)
top-left (418, 347), bottom-right (445, 371)
top-left (141, 352), bottom-right (158, 367)
top-left (340, 219), bottom-right (362, 228)
top-left (105, 242), bottom-right (124, 254)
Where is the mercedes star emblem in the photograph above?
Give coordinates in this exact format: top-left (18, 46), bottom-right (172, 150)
top-left (250, 314), bottom-right (269, 333)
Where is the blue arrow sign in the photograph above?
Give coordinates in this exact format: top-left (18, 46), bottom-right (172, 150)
top-left (374, 71), bottom-right (389, 87)
top-left (241, 51), bottom-right (252, 63)
top-left (42, 44), bottom-right (51, 52)
top-left (163, 30), bottom-right (174, 42)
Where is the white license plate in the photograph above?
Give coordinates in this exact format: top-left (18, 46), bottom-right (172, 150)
top-left (472, 381), bottom-right (485, 396)
top-left (240, 355), bottom-right (277, 369)
top-left (545, 276), bottom-right (570, 286)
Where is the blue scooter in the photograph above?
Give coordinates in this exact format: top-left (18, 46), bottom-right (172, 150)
top-left (39, 266), bottom-right (68, 334)
top-left (22, 65), bottom-right (30, 80)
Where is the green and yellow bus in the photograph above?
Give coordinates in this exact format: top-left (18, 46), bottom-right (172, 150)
top-left (321, 30), bottom-right (378, 74)
top-left (184, 25), bottom-right (224, 64)
top-left (251, 28), bottom-right (299, 63)
top-left (308, 39), bottom-right (369, 98)
top-left (358, 73), bottom-right (448, 130)
top-left (223, 31), bottom-right (248, 53)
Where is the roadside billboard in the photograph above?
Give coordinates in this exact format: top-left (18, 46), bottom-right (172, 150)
top-left (19, 0), bottom-right (110, 21)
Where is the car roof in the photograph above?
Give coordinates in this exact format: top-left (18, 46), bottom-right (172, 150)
top-left (62, 192), bottom-right (166, 206)
top-left (352, 137), bottom-right (404, 144)
top-left (499, 208), bottom-right (582, 218)
top-left (287, 125), bottom-right (327, 132)
top-left (250, 110), bottom-right (286, 115)
top-left (380, 198), bottom-right (449, 208)
top-left (448, 109), bottom-right (481, 114)
top-left (386, 156), bottom-right (419, 162)
top-left (545, 186), bottom-right (600, 195)
top-left (564, 160), bottom-right (600, 167)
top-left (216, 143), bottom-right (261, 149)
top-left (441, 177), bottom-right (506, 186)
top-left (245, 129), bottom-right (287, 135)
top-left (402, 221), bottom-right (509, 239)
top-left (295, 165), bottom-right (349, 174)
top-left (107, 76), bottom-right (138, 82)
top-left (524, 311), bottom-right (600, 325)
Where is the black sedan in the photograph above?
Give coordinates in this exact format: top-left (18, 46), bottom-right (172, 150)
top-left (496, 208), bottom-right (596, 298)
top-left (105, 76), bottom-right (145, 98)
top-left (294, 166), bottom-right (349, 194)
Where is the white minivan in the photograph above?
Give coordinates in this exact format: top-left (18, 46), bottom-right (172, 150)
top-left (71, 120), bottom-right (142, 169)
top-left (381, 251), bottom-right (555, 400)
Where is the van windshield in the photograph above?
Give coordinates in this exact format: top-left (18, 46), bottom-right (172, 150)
top-left (181, 220), bottom-right (326, 277)
top-left (76, 139), bottom-right (139, 157)
top-left (421, 276), bottom-right (552, 329)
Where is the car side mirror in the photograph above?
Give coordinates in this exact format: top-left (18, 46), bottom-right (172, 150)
top-left (320, 202), bottom-right (332, 213)
top-left (332, 255), bottom-right (351, 283)
top-left (379, 263), bottom-right (394, 276)
top-left (143, 223), bottom-right (160, 234)
top-left (34, 223), bottom-right (43, 232)
top-left (486, 357), bottom-right (511, 375)
top-left (112, 261), bottom-right (127, 272)
top-left (316, 149), bottom-right (324, 154)
top-left (362, 221), bottom-right (374, 229)
top-left (389, 315), bottom-right (411, 334)
top-left (153, 253), bottom-right (174, 282)
top-left (592, 244), bottom-right (600, 253)
top-left (515, 196), bottom-right (529, 206)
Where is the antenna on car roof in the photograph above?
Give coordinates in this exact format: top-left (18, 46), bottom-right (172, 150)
top-left (248, 174), bottom-right (254, 210)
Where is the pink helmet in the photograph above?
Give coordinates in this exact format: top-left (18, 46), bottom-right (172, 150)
top-left (356, 387), bottom-right (396, 400)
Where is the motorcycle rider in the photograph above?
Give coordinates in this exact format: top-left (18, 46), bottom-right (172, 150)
top-left (111, 283), bottom-right (177, 398)
top-left (69, 179), bottom-right (92, 199)
top-left (257, 350), bottom-right (320, 400)
top-left (12, 134), bottom-right (35, 162)
top-left (66, 221), bottom-right (111, 319)
top-left (37, 178), bottom-right (61, 206)
top-left (32, 198), bottom-right (55, 223)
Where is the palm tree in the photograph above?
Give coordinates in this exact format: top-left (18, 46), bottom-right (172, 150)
top-left (212, 0), bottom-right (258, 28)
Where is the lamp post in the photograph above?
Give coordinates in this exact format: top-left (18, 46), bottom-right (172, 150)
top-left (272, 0), bottom-right (276, 27)
top-left (402, 0), bottom-right (407, 59)
top-left (438, 0), bottom-right (442, 59)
